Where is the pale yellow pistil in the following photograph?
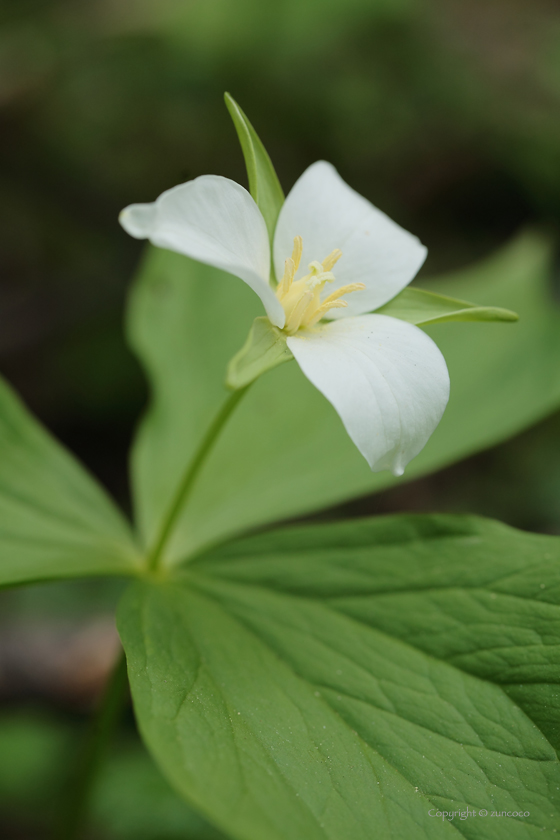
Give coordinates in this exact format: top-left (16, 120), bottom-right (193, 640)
top-left (275, 236), bottom-right (365, 334)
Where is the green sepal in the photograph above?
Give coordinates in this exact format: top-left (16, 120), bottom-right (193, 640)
top-left (226, 316), bottom-right (293, 390)
top-left (224, 92), bottom-right (284, 247)
top-left (375, 286), bottom-right (519, 325)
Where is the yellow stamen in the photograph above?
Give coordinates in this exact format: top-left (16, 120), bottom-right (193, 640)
top-left (275, 239), bottom-right (365, 334)
top-left (322, 249), bottom-right (342, 272)
top-left (276, 257), bottom-right (295, 300)
top-left (321, 282), bottom-right (366, 306)
top-left (305, 282), bottom-right (366, 329)
top-left (306, 300), bottom-right (347, 328)
top-left (276, 236), bottom-right (304, 300)
top-left (285, 290), bottom-right (314, 333)
top-left (292, 235), bottom-right (303, 272)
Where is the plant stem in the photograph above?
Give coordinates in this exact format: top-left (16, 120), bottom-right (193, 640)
top-left (56, 388), bottom-right (248, 835)
top-left (147, 385), bottom-right (250, 572)
top-left (56, 649), bottom-right (129, 840)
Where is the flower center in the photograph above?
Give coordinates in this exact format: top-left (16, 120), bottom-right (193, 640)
top-left (275, 236), bottom-right (365, 334)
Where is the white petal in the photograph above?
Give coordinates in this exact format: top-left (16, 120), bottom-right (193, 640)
top-left (274, 161), bottom-right (426, 318)
top-left (120, 176), bottom-right (285, 328)
top-left (119, 203), bottom-right (157, 238)
top-left (287, 315), bottom-right (449, 474)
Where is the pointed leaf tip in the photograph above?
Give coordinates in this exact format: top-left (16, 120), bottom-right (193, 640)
top-left (375, 287), bottom-right (519, 326)
top-left (224, 93), bottom-right (284, 247)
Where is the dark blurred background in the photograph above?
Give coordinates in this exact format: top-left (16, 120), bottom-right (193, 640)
top-left (1, 0), bottom-right (560, 836)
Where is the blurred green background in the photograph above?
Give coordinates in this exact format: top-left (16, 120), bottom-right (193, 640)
top-left (1, 0), bottom-right (560, 836)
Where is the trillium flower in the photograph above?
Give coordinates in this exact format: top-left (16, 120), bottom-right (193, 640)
top-left (120, 161), bottom-right (450, 475)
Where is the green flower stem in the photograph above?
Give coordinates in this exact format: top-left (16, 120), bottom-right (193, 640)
top-left (56, 387), bottom-right (249, 837)
top-left (147, 384), bottom-right (251, 572)
top-left (56, 650), bottom-right (129, 840)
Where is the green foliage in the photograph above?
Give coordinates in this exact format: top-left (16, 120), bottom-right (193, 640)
top-left (375, 287), bottom-right (518, 325)
top-left (226, 317), bottom-right (293, 390)
top-left (0, 376), bottom-right (140, 587)
top-left (119, 514), bottom-right (560, 839)
top-left (127, 230), bottom-right (560, 565)
top-left (92, 740), bottom-right (228, 839)
top-left (0, 712), bottom-right (226, 839)
top-left (224, 93), bottom-right (285, 247)
top-left (0, 713), bottom-right (71, 814)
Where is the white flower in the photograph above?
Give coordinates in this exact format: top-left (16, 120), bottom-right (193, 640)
top-left (120, 161), bottom-right (450, 475)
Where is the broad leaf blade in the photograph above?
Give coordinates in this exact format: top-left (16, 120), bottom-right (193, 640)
top-left (128, 231), bottom-right (560, 563)
top-left (191, 513), bottom-right (560, 753)
top-left (119, 514), bottom-right (560, 838)
top-left (225, 93), bottom-right (284, 244)
top-left (120, 581), bottom-right (455, 840)
top-left (0, 375), bottom-right (140, 585)
top-left (375, 286), bottom-right (519, 325)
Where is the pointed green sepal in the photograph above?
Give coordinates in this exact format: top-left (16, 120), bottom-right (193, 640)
top-left (224, 92), bottom-right (284, 247)
top-left (226, 317), bottom-right (293, 390)
top-left (375, 287), bottom-right (519, 325)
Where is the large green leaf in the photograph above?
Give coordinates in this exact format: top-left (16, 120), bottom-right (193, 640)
top-left (119, 514), bottom-right (560, 839)
top-left (0, 375), bottom-right (140, 586)
top-left (128, 230), bottom-right (560, 564)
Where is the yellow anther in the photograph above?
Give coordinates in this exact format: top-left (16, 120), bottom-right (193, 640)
top-left (322, 249), bottom-right (342, 272)
top-left (285, 290), bottom-right (314, 333)
top-left (275, 238), bottom-right (364, 334)
top-left (305, 283), bottom-right (366, 329)
top-left (321, 282), bottom-right (366, 306)
top-left (292, 235), bottom-right (303, 272)
top-left (277, 236), bottom-right (304, 300)
top-left (307, 299), bottom-right (347, 328)
top-left (276, 257), bottom-right (295, 300)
